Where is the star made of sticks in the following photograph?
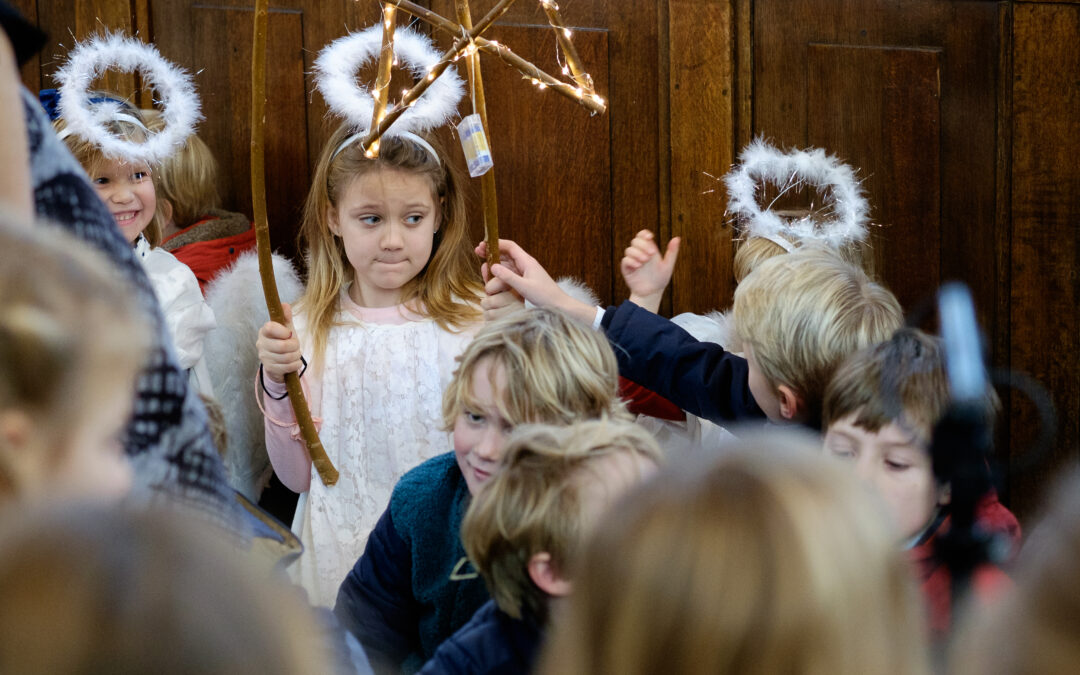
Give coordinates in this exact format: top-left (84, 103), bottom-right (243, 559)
top-left (361, 0), bottom-right (606, 154)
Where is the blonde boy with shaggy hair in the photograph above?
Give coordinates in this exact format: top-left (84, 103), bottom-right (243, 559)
top-left (334, 308), bottom-right (628, 673)
top-left (420, 419), bottom-right (661, 674)
top-left (484, 240), bottom-right (903, 431)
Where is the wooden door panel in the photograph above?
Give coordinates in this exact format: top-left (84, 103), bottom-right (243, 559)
top-left (753, 0), bottom-right (1001, 333)
top-left (806, 44), bottom-right (942, 311)
top-left (187, 6), bottom-right (308, 257)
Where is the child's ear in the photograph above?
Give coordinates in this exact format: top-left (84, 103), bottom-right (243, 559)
top-left (776, 385), bottom-right (805, 422)
top-left (527, 552), bottom-right (572, 598)
top-left (326, 207), bottom-right (341, 236)
top-left (938, 482), bottom-right (952, 507)
top-left (0, 410), bottom-right (39, 494)
top-left (159, 199), bottom-right (174, 228)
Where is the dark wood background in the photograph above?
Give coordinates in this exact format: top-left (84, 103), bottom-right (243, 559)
top-left (17, 0), bottom-right (1078, 521)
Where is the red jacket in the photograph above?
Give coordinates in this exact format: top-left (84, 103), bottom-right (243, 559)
top-left (161, 210), bottom-right (257, 293)
top-left (910, 494), bottom-right (1020, 639)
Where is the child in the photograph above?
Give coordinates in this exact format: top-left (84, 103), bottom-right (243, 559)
top-left (333, 308), bottom-right (628, 673)
top-left (822, 327), bottom-right (1020, 638)
top-left (484, 240), bottom-right (903, 430)
top-left (0, 503), bottom-right (338, 675)
top-left (538, 434), bottom-right (931, 675)
top-left (0, 220), bottom-right (149, 503)
top-left (54, 102), bottom-right (217, 399)
top-left (142, 108), bottom-right (257, 291)
top-left (422, 419), bottom-right (662, 674)
top-left (258, 122), bottom-right (485, 606)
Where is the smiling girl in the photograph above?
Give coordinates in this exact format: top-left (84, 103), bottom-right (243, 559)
top-left (54, 102), bottom-right (216, 398)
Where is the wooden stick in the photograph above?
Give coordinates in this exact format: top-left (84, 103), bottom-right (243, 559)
top-left (539, 0), bottom-right (594, 92)
top-left (454, 0), bottom-right (499, 268)
top-left (361, 0), bottom-right (519, 153)
top-left (388, 0), bottom-right (605, 114)
top-left (368, 3), bottom-right (398, 158)
top-left (251, 0), bottom-right (338, 486)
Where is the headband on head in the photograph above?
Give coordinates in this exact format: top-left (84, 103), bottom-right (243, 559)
top-left (724, 138), bottom-right (869, 250)
top-left (53, 33), bottom-right (201, 164)
top-left (330, 129), bottom-right (441, 165)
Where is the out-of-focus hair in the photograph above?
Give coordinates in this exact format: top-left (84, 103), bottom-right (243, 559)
top-left (0, 219), bottom-right (150, 489)
top-left (539, 433), bottom-right (930, 675)
top-left (0, 503), bottom-right (330, 674)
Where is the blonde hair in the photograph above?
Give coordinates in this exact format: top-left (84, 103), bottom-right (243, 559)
top-left (461, 419), bottom-right (661, 621)
top-left (824, 327), bottom-right (999, 443)
top-left (53, 100), bottom-right (163, 246)
top-left (441, 308), bottom-right (627, 430)
top-left (0, 220), bottom-right (150, 488)
top-left (142, 109), bottom-right (221, 229)
top-left (732, 210), bottom-right (873, 284)
top-left (950, 471), bottom-right (1080, 675)
top-left (0, 503), bottom-right (329, 674)
top-left (539, 434), bottom-right (930, 675)
top-left (734, 247), bottom-right (902, 423)
top-left (299, 122), bottom-right (482, 364)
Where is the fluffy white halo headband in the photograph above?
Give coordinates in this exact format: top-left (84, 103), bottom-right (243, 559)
top-left (54, 34), bottom-right (202, 164)
top-left (724, 138), bottom-right (869, 249)
top-left (314, 25), bottom-right (464, 146)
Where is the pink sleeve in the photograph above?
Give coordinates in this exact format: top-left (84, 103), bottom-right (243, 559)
top-left (259, 371), bottom-right (314, 493)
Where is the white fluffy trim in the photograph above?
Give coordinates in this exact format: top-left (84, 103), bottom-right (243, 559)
top-left (203, 252), bottom-right (304, 500)
top-left (724, 137), bottom-right (869, 248)
top-left (672, 310), bottom-right (742, 354)
top-left (54, 33), bottom-right (201, 164)
top-left (314, 25), bottom-right (464, 137)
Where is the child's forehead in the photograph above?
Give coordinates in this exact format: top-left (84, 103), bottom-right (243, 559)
top-left (831, 412), bottom-right (931, 451)
top-left (91, 156), bottom-right (151, 176)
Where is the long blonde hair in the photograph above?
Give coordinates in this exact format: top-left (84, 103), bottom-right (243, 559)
top-left (539, 433), bottom-right (930, 675)
top-left (299, 122), bottom-right (482, 364)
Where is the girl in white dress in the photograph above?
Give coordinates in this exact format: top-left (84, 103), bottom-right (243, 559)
top-left (258, 122), bottom-right (483, 606)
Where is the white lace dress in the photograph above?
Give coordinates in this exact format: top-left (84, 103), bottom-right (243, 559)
top-left (262, 291), bottom-right (478, 607)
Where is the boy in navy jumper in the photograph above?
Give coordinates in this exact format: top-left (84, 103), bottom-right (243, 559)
top-left (333, 309), bottom-right (628, 673)
top-left (481, 240), bottom-right (903, 431)
top-left (420, 420), bottom-right (661, 674)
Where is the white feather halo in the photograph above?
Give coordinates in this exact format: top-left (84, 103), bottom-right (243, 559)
top-left (314, 25), bottom-right (463, 137)
top-left (54, 33), bottom-right (201, 164)
top-left (724, 138), bottom-right (869, 248)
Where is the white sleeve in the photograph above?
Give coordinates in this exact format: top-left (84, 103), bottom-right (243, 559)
top-left (142, 248), bottom-right (218, 371)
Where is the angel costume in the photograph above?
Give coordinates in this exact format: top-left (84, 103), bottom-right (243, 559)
top-left (263, 290), bottom-right (478, 607)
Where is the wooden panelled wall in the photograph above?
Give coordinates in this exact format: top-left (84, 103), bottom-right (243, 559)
top-left (18, 0), bottom-right (1078, 520)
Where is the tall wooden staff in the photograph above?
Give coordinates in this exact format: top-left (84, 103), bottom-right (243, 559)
top-left (454, 0), bottom-right (500, 268)
top-left (251, 0), bottom-right (338, 486)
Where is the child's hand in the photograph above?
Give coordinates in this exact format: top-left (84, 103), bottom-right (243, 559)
top-left (621, 230), bottom-right (680, 314)
top-left (478, 251), bottom-right (525, 321)
top-left (478, 240), bottom-right (598, 325)
top-left (256, 302), bottom-right (302, 383)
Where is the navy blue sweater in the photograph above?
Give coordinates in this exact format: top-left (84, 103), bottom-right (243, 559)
top-left (602, 302), bottom-right (766, 424)
top-left (418, 600), bottom-right (543, 675)
top-left (334, 454), bottom-right (490, 674)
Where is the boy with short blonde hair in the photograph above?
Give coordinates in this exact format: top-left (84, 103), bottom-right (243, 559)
top-left (822, 327), bottom-right (1017, 638)
top-left (735, 247), bottom-right (903, 425)
top-left (421, 419), bottom-right (661, 674)
top-left (486, 241), bottom-right (903, 430)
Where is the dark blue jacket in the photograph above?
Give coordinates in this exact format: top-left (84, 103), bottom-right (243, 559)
top-left (334, 453), bottom-right (490, 674)
top-left (418, 600), bottom-right (543, 675)
top-left (602, 302), bottom-right (766, 424)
